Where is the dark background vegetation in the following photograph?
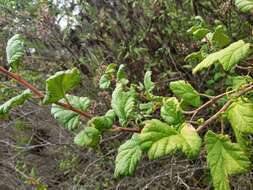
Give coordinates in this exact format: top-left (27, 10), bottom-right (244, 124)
top-left (0, 0), bottom-right (253, 189)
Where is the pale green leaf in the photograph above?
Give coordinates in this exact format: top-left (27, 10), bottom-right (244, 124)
top-left (99, 63), bottom-right (117, 89)
top-left (205, 131), bottom-right (250, 190)
top-left (51, 95), bottom-right (90, 131)
top-left (160, 97), bottom-right (184, 125)
top-left (139, 120), bottom-right (201, 160)
top-left (6, 34), bottom-right (24, 70)
top-left (43, 68), bottom-right (81, 104)
top-left (193, 28), bottom-right (210, 40)
top-left (88, 109), bottom-right (116, 131)
top-left (111, 84), bottom-right (135, 126)
top-left (114, 135), bottom-right (142, 177)
top-left (144, 71), bottom-right (154, 93)
top-left (169, 80), bottom-right (202, 107)
top-left (0, 89), bottom-right (32, 117)
top-left (235, 0), bottom-right (253, 13)
top-left (116, 64), bottom-right (129, 85)
top-left (193, 40), bottom-right (252, 74)
top-left (74, 127), bottom-right (101, 148)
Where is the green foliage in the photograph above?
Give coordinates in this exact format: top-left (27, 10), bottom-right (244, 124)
top-left (169, 80), bottom-right (202, 107)
top-left (74, 127), bottom-right (101, 148)
top-left (143, 71), bottom-right (155, 94)
top-left (116, 64), bottom-right (129, 85)
top-left (139, 120), bottom-right (201, 160)
top-left (114, 135), bottom-right (142, 178)
top-left (0, 89), bottom-right (32, 117)
top-left (211, 25), bottom-right (230, 48)
top-left (99, 64), bottom-right (117, 89)
top-left (6, 34), bottom-right (24, 71)
top-left (205, 131), bottom-right (250, 190)
top-left (160, 97), bottom-right (184, 125)
top-left (51, 95), bottom-right (90, 131)
top-left (193, 40), bottom-right (252, 73)
top-left (88, 109), bottom-right (116, 131)
top-left (235, 0), bottom-right (253, 12)
top-left (43, 68), bottom-right (81, 104)
top-left (111, 84), bottom-right (136, 126)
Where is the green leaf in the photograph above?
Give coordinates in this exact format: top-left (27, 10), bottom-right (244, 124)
top-left (144, 71), bottom-right (155, 93)
top-left (235, 0), bottom-right (253, 13)
top-left (205, 131), bottom-right (250, 190)
top-left (211, 25), bottom-right (230, 48)
top-left (111, 84), bottom-right (135, 126)
top-left (184, 50), bottom-right (204, 64)
top-left (169, 80), bottom-right (202, 107)
top-left (43, 68), bottom-right (81, 104)
top-left (160, 97), bottom-right (184, 125)
top-left (139, 120), bottom-right (201, 160)
top-left (225, 75), bottom-right (252, 90)
top-left (88, 109), bottom-right (116, 131)
top-left (51, 95), bottom-right (90, 131)
top-left (227, 98), bottom-right (253, 134)
top-left (6, 34), bottom-right (24, 70)
top-left (116, 64), bottom-right (129, 85)
top-left (74, 127), bottom-right (101, 148)
top-left (0, 89), bottom-right (32, 117)
top-left (193, 40), bottom-right (252, 74)
top-left (114, 135), bottom-right (142, 177)
top-left (193, 28), bottom-right (210, 40)
top-left (99, 63), bottom-right (117, 89)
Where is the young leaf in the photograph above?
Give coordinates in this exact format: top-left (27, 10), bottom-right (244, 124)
top-left (6, 34), bottom-right (24, 70)
top-left (192, 28), bottom-right (210, 40)
top-left (235, 0), bottom-right (253, 13)
top-left (193, 40), bottom-right (252, 74)
top-left (43, 68), bottom-right (81, 104)
top-left (144, 71), bottom-right (154, 93)
top-left (169, 80), bottom-right (202, 107)
top-left (51, 95), bottom-right (90, 131)
top-left (111, 84), bottom-right (135, 126)
top-left (88, 109), bottom-right (116, 131)
top-left (114, 135), bottom-right (142, 178)
top-left (0, 89), bottom-right (32, 117)
top-left (205, 131), bottom-right (250, 190)
top-left (160, 97), bottom-right (184, 125)
top-left (116, 64), bottom-right (129, 85)
top-left (99, 63), bottom-right (117, 89)
top-left (139, 120), bottom-right (201, 160)
top-left (74, 127), bottom-right (101, 148)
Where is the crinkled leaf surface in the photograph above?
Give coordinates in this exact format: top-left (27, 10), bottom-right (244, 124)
top-left (111, 84), bottom-right (135, 126)
top-left (43, 68), bottom-right (81, 104)
top-left (211, 25), bottom-right (230, 48)
top-left (160, 97), bottom-right (184, 125)
top-left (139, 120), bottom-right (201, 160)
top-left (193, 40), bottom-right (252, 73)
top-left (235, 0), bottom-right (253, 12)
top-left (99, 63), bottom-right (117, 89)
top-left (170, 80), bottom-right (202, 107)
top-left (6, 34), bottom-right (24, 70)
top-left (0, 89), bottom-right (32, 117)
top-left (51, 95), bottom-right (90, 131)
top-left (116, 64), bottom-right (129, 85)
top-left (144, 71), bottom-right (154, 93)
top-left (205, 131), bottom-right (250, 190)
top-left (88, 109), bottom-right (116, 131)
top-left (74, 127), bottom-right (101, 148)
top-left (114, 135), bottom-right (142, 178)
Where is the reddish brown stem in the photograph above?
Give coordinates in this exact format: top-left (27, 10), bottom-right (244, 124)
top-left (0, 66), bottom-right (141, 133)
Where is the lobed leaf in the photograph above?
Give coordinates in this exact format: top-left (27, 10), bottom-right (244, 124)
top-left (139, 120), bottom-right (201, 160)
top-left (193, 40), bottom-right (252, 74)
top-left (43, 68), bottom-right (81, 104)
top-left (6, 34), bottom-right (24, 70)
top-left (160, 97), bottom-right (184, 125)
top-left (51, 95), bottom-right (90, 131)
top-left (74, 127), bottom-right (101, 148)
top-left (169, 80), bottom-right (202, 107)
top-left (235, 0), bottom-right (253, 13)
top-left (114, 135), bottom-right (142, 178)
top-left (205, 131), bottom-right (250, 190)
top-left (0, 89), bottom-right (32, 117)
